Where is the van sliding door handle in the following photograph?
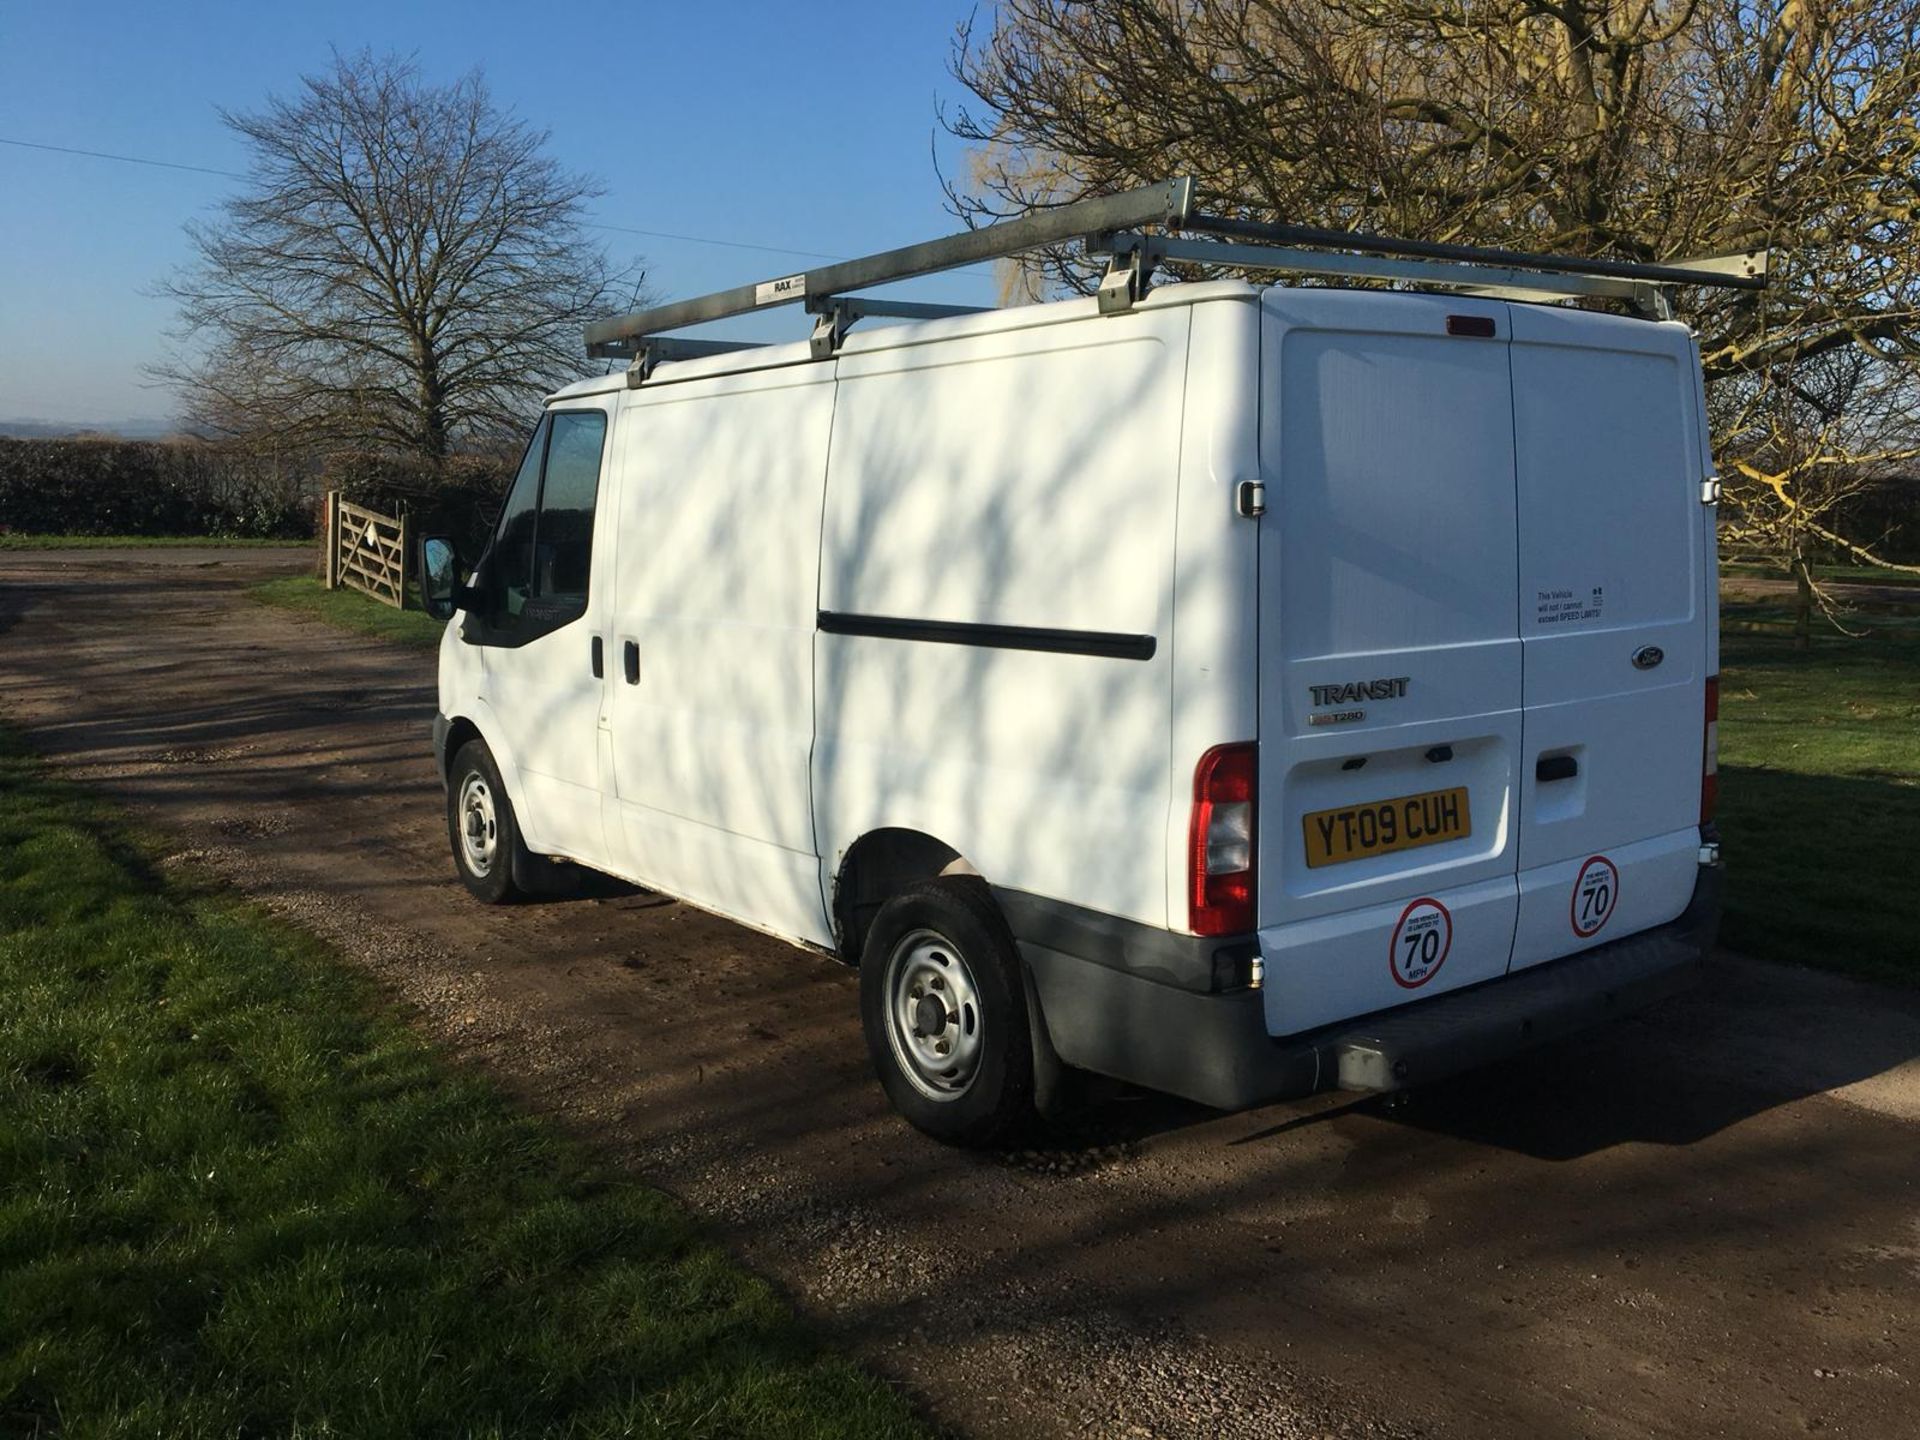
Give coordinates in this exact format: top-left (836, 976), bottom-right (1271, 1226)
top-left (591, 636), bottom-right (603, 678)
top-left (1536, 755), bottom-right (1579, 783)
top-left (622, 640), bottom-right (640, 685)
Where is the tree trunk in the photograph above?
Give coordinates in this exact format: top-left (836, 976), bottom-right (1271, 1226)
top-left (413, 392), bottom-right (448, 465)
top-left (412, 338), bottom-right (449, 465)
top-left (1790, 539), bottom-right (1814, 651)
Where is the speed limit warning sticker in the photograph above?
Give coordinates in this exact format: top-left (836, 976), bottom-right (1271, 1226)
top-left (1390, 897), bottom-right (1452, 989)
top-left (1570, 855), bottom-right (1620, 938)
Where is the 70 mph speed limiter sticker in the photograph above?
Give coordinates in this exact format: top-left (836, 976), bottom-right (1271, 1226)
top-left (1390, 897), bottom-right (1452, 988)
top-left (1570, 854), bottom-right (1620, 938)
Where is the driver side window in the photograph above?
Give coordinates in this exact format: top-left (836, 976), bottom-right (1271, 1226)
top-left (466, 408), bottom-right (607, 647)
top-left (486, 417), bottom-right (547, 628)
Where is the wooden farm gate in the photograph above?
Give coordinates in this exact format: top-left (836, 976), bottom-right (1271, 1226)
top-left (323, 493), bottom-right (410, 609)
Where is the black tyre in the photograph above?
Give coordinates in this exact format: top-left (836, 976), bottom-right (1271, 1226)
top-left (446, 740), bottom-right (527, 904)
top-left (859, 877), bottom-right (1035, 1146)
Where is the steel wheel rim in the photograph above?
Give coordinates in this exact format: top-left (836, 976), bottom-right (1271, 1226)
top-left (883, 927), bottom-right (984, 1102)
top-left (458, 772), bottom-right (498, 877)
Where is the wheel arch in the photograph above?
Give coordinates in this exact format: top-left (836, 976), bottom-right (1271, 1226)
top-left (831, 827), bottom-right (984, 965)
top-left (439, 702), bottom-right (543, 852)
top-left (439, 715), bottom-right (485, 784)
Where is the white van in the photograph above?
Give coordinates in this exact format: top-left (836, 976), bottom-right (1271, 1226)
top-left (421, 183), bottom-right (1749, 1143)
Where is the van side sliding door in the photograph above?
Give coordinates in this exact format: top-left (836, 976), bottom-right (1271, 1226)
top-left (603, 365), bottom-right (837, 948)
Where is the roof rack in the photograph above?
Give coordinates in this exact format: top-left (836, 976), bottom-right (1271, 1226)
top-left (585, 177), bottom-right (1767, 381)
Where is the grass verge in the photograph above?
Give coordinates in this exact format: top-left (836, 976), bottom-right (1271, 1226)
top-left (0, 534), bottom-right (306, 550)
top-left (251, 575), bottom-right (447, 650)
top-left (0, 726), bottom-right (926, 1439)
top-left (1721, 558), bottom-right (1920, 589)
top-left (1718, 594), bottom-right (1920, 985)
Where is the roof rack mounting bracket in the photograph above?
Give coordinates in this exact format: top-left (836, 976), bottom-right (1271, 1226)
top-left (809, 305), bottom-right (850, 360)
top-left (803, 296), bottom-right (992, 359)
top-left (1635, 285), bottom-right (1676, 323)
top-left (1095, 237), bottom-right (1158, 314)
top-left (619, 336), bottom-right (769, 387)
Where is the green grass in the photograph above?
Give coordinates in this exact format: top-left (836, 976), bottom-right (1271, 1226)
top-left (0, 727), bottom-right (927, 1440)
top-left (1717, 593), bottom-right (1920, 985)
top-left (0, 534), bottom-right (307, 550)
top-left (251, 575), bottom-right (448, 650)
top-left (1722, 557), bottom-right (1920, 589)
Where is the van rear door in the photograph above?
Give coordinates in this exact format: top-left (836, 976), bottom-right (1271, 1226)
top-left (1506, 308), bottom-right (1708, 967)
top-left (1254, 291), bottom-right (1522, 1034)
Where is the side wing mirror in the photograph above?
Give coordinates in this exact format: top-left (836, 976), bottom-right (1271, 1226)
top-left (417, 534), bottom-right (469, 621)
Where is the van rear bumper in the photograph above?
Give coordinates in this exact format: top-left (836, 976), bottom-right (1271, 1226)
top-left (1001, 864), bottom-right (1721, 1111)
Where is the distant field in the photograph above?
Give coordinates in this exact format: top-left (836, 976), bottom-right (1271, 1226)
top-left (1721, 557), bottom-right (1920, 590)
top-left (1716, 590), bottom-right (1920, 985)
top-left (251, 575), bottom-right (446, 649)
top-left (0, 725), bottom-right (926, 1439)
top-left (0, 534), bottom-right (307, 549)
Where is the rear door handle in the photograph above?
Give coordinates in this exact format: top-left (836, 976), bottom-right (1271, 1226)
top-left (1536, 755), bottom-right (1578, 783)
top-left (591, 636), bottom-right (603, 678)
top-left (622, 640), bottom-right (640, 685)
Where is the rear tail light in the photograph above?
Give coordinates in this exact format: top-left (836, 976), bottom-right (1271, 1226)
top-left (1701, 675), bottom-right (1719, 825)
top-left (1190, 743), bottom-right (1257, 936)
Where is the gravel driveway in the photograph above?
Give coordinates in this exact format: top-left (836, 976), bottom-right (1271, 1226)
top-left (3, 546), bottom-right (1917, 1439)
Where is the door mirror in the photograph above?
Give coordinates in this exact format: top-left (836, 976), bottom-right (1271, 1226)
top-left (418, 535), bottom-right (464, 620)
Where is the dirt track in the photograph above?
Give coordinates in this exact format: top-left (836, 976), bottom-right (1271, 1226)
top-left (4, 546), bottom-right (1918, 1439)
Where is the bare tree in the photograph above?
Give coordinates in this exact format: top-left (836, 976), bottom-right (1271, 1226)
top-left (159, 50), bottom-right (642, 462)
top-left (1712, 348), bottom-right (1920, 640)
top-left (945, 0), bottom-right (1920, 636)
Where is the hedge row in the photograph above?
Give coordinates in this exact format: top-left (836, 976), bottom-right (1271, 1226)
top-left (0, 437), bottom-right (313, 538)
top-left (1833, 478), bottom-right (1920, 564)
top-left (0, 438), bottom-right (513, 547)
top-left (323, 451), bottom-right (513, 556)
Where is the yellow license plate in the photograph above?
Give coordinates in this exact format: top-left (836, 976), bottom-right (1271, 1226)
top-left (1302, 786), bottom-right (1471, 868)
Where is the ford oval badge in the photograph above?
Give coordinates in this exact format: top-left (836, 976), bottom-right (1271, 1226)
top-left (1632, 645), bottom-right (1665, 670)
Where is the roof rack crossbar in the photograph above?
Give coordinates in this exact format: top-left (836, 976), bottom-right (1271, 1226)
top-left (584, 178), bottom-right (1196, 358)
top-left (805, 297), bottom-right (990, 322)
top-left (1097, 233), bottom-right (1660, 308)
top-left (592, 335), bottom-right (767, 363)
top-left (1181, 213), bottom-right (1768, 292)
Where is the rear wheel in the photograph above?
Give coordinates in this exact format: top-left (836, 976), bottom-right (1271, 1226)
top-left (446, 740), bottom-right (526, 904)
top-left (860, 877), bottom-right (1034, 1146)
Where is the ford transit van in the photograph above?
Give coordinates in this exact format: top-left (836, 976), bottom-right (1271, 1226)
top-left (423, 181), bottom-right (1743, 1143)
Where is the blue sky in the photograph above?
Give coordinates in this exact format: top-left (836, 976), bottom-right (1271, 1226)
top-left (0, 1), bottom-right (998, 425)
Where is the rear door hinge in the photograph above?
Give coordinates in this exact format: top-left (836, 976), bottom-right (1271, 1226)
top-left (1701, 475), bottom-right (1722, 505)
top-left (1235, 480), bottom-right (1266, 518)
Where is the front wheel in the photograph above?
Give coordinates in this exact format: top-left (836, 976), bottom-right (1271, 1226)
top-left (859, 877), bottom-right (1035, 1146)
top-left (446, 740), bottom-right (527, 904)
